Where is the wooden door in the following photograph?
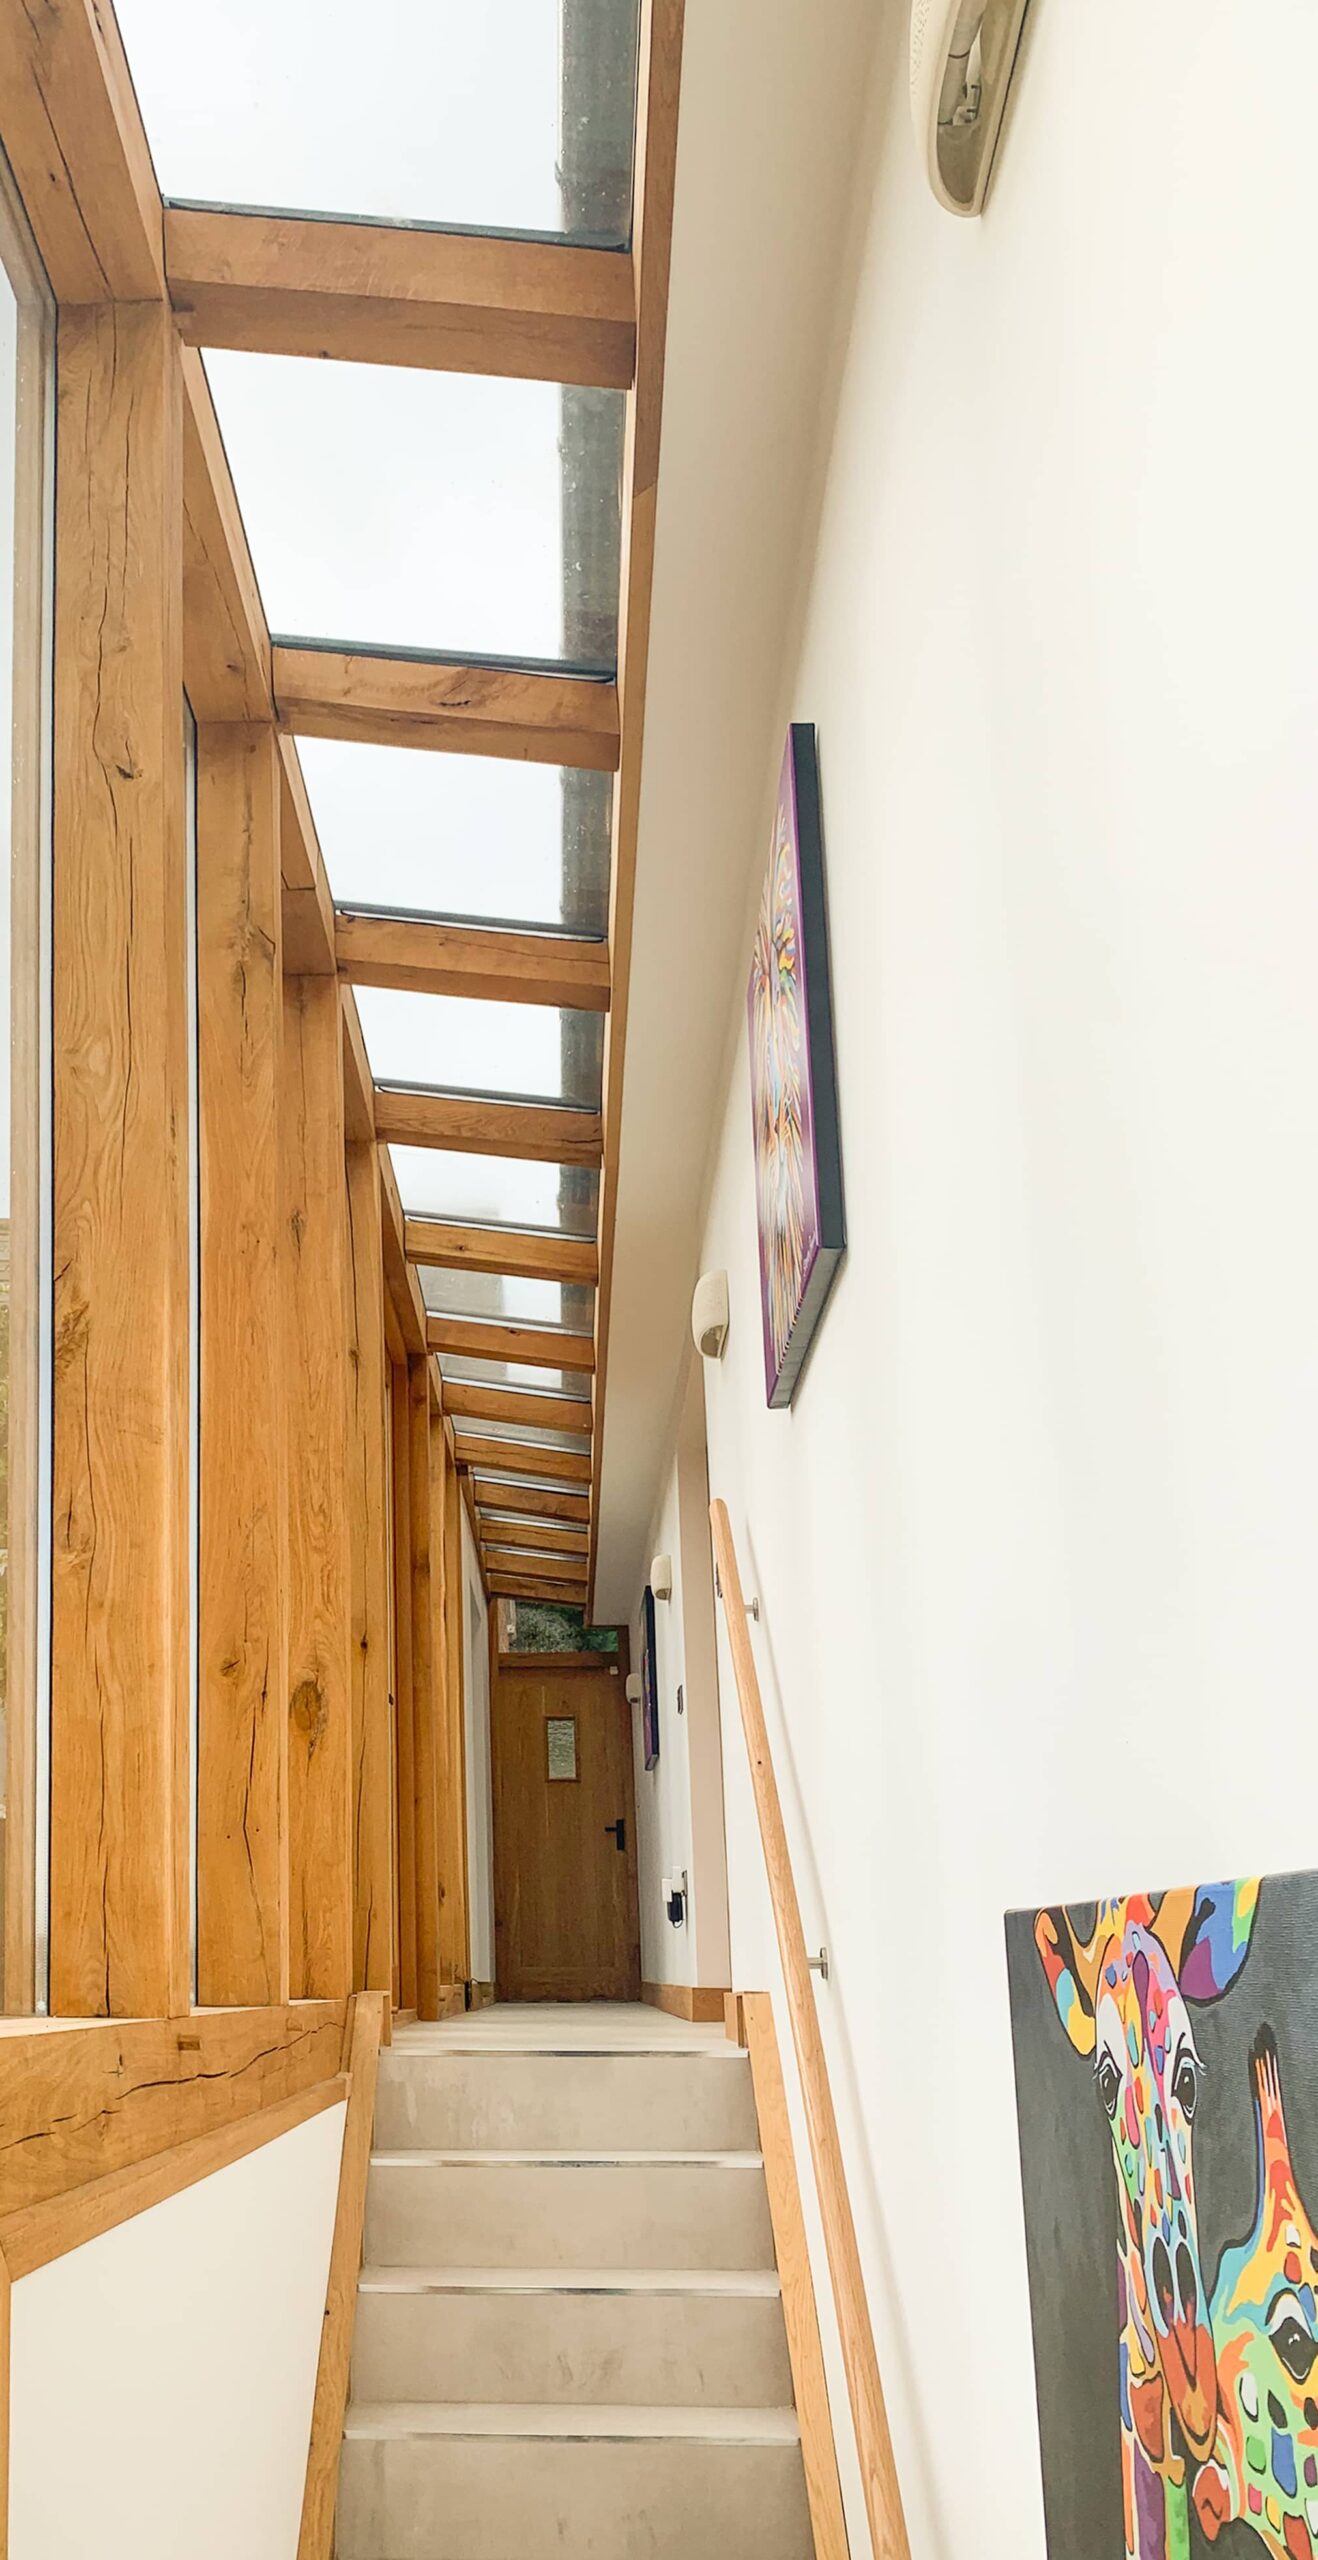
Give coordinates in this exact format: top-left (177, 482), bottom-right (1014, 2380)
top-left (492, 1656), bottom-right (641, 2001)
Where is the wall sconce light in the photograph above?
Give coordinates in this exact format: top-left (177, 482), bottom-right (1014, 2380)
top-left (625, 1672), bottom-right (642, 1705)
top-left (650, 1553), bottom-right (673, 1602)
top-left (910, 0), bottom-right (1030, 217)
top-left (691, 1269), bottom-right (730, 1361)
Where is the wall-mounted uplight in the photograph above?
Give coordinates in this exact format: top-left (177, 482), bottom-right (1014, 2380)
top-left (650, 1553), bottom-right (673, 1602)
top-left (909, 0), bottom-right (1030, 217)
top-left (691, 1269), bottom-right (730, 1362)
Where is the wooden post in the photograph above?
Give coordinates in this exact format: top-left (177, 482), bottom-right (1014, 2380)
top-left (196, 722), bottom-right (288, 2006)
top-left (409, 1355), bottom-right (440, 2021)
top-left (442, 1427), bottom-right (470, 1991)
top-left (345, 1138), bottom-right (393, 1997)
top-left (389, 1358), bottom-right (417, 2014)
top-left (50, 303), bottom-right (190, 2019)
top-left (281, 973), bottom-right (352, 1998)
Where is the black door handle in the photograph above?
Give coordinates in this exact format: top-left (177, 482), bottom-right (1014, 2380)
top-left (604, 1818), bottom-right (627, 1853)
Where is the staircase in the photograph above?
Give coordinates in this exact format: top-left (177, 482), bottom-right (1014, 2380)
top-left (337, 2004), bottom-right (816, 2560)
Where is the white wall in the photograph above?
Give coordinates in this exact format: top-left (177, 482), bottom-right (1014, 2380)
top-left (461, 1507), bottom-right (495, 1986)
top-left (631, 1454), bottom-right (691, 1984)
top-left (654, 6), bottom-right (1318, 2556)
top-left (9, 2103), bottom-right (344, 2559)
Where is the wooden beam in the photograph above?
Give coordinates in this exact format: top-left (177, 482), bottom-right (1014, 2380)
top-left (380, 1148), bottom-right (429, 1355)
top-left (375, 1087), bottom-right (603, 1167)
top-left (456, 1436), bottom-right (591, 1486)
top-left (345, 1139), bottom-right (393, 1999)
top-left (335, 911), bottom-right (610, 1012)
top-left (483, 1544), bottom-right (589, 1586)
top-left (181, 344), bottom-right (272, 720)
top-left (297, 1994), bottom-right (385, 2560)
top-left (478, 1517), bottom-right (589, 1558)
top-left (483, 1556), bottom-right (588, 1597)
top-left (406, 1218), bottom-right (598, 1287)
top-left (278, 737), bottom-right (337, 974)
top-left (340, 987), bottom-right (376, 1145)
top-left (426, 1315), bottom-right (595, 1373)
top-left (282, 973), bottom-right (354, 1998)
top-left (0, 2002), bottom-right (346, 2217)
top-left (474, 1478), bottom-right (591, 1527)
top-left (196, 722), bottom-right (289, 2006)
top-left (589, 0), bottom-right (686, 1606)
top-left (51, 303), bottom-right (189, 2019)
top-left (0, 0), bottom-right (164, 301)
top-left (167, 205), bottom-right (635, 390)
top-left (274, 645), bottom-right (619, 772)
top-left (438, 1424), bottom-right (469, 1990)
top-left (409, 1358), bottom-right (442, 2020)
top-left (389, 1361), bottom-right (417, 2014)
top-left (444, 1379), bottom-right (591, 1437)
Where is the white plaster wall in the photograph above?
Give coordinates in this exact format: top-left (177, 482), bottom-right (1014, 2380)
top-left (631, 1456), bottom-right (693, 1986)
top-left (9, 2102), bottom-right (345, 2560)
top-left (461, 1506), bottom-right (495, 1984)
top-left (679, 5), bottom-right (1318, 2556)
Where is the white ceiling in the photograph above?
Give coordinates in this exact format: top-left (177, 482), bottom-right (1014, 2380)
top-left (594, 0), bottom-right (881, 1615)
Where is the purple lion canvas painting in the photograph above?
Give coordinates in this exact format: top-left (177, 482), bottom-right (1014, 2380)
top-left (1006, 1867), bottom-right (1318, 2560)
top-left (746, 724), bottom-right (845, 1409)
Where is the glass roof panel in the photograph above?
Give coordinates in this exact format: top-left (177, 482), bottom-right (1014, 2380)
top-left (391, 1146), bottom-right (599, 1237)
top-left (358, 987), bottom-right (603, 1109)
top-left (416, 1266), bottom-right (595, 1334)
top-left (299, 740), bottom-right (612, 939)
top-left (116, 1), bottom-right (641, 246)
top-left (203, 353), bottom-right (624, 667)
top-left (464, 1416), bottom-right (591, 1455)
top-left (439, 1354), bottom-right (591, 1400)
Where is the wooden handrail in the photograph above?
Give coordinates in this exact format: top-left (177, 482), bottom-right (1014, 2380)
top-left (710, 1499), bottom-right (911, 2560)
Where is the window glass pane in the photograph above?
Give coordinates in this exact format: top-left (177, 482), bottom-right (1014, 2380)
top-left (300, 740), bottom-right (611, 939)
top-left (504, 1600), bottom-right (618, 1656)
top-left (439, 1353), bottom-right (591, 1400)
top-left (203, 353), bottom-right (624, 668)
top-left (391, 1147), bottom-right (599, 1238)
top-left (115, 1), bottom-right (641, 247)
top-left (0, 151), bottom-right (53, 2013)
top-left (417, 1265), bottom-right (595, 1335)
top-left (359, 986), bottom-right (603, 1110)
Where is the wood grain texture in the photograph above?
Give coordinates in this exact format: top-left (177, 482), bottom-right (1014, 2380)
top-left (474, 1478), bottom-right (591, 1527)
top-left (476, 1516), bottom-right (589, 1557)
top-left (335, 910), bottom-right (610, 1011)
top-left (379, 1148), bottom-right (429, 1355)
top-left (588, 0), bottom-right (686, 1605)
top-left (274, 646), bottom-right (620, 771)
top-left (0, 0), bottom-right (164, 300)
top-left (181, 343), bottom-right (271, 719)
top-left (439, 1426), bottom-right (469, 1991)
top-left (389, 1360), bottom-right (418, 2014)
top-left (443, 1379), bottom-right (591, 1437)
top-left (374, 1086), bottom-right (603, 1167)
top-left (168, 206), bottom-right (634, 389)
top-left (487, 1574), bottom-right (590, 1604)
top-left (297, 1993), bottom-right (384, 2560)
top-left (408, 1359), bottom-right (441, 2021)
top-left (0, 2249), bottom-right (8, 2560)
top-left (406, 1219), bottom-right (599, 1287)
top-left (341, 987), bottom-right (376, 1144)
top-left (0, 2002), bottom-right (346, 2215)
top-left (51, 302), bottom-right (190, 2019)
top-left (492, 1658), bottom-right (639, 2001)
top-left (0, 2079), bottom-right (347, 2281)
top-left (641, 1983), bottom-right (731, 2023)
top-left (457, 1436), bottom-right (592, 1486)
top-left (743, 1992), bottom-right (850, 2560)
top-left (345, 1140), bottom-right (393, 1997)
top-left (711, 1503), bottom-right (911, 2560)
top-left (427, 1315), bottom-right (595, 1373)
top-left (282, 975), bottom-right (353, 1998)
top-left (484, 1543), bottom-right (591, 1586)
top-left (197, 722), bottom-right (289, 2005)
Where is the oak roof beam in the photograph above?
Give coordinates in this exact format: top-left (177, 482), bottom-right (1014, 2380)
top-left (166, 205), bottom-right (636, 391)
top-left (274, 645), bottom-right (620, 772)
top-left (374, 1088), bottom-right (603, 1168)
top-left (425, 1316), bottom-right (594, 1374)
top-left (335, 911), bottom-right (610, 1013)
top-left (483, 1543), bottom-right (587, 1586)
top-left (472, 1478), bottom-right (591, 1526)
top-left (487, 1571), bottom-right (589, 1604)
top-left (404, 1219), bottom-right (598, 1288)
top-left (455, 1436), bottom-right (591, 1486)
top-left (0, 0), bottom-right (164, 300)
top-left (443, 1380), bottom-right (590, 1438)
top-left (475, 1516), bottom-right (588, 1556)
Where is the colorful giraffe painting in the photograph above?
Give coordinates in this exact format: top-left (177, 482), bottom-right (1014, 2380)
top-left (1193, 2029), bottom-right (1318, 2559)
top-left (1032, 1883), bottom-right (1260, 2559)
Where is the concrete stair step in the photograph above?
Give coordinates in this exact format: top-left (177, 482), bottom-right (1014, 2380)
top-left (336, 2402), bottom-right (812, 2560)
top-left (373, 2048), bottom-right (758, 2155)
top-left (364, 2151), bottom-right (774, 2272)
top-left (351, 2265), bottom-right (791, 2406)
